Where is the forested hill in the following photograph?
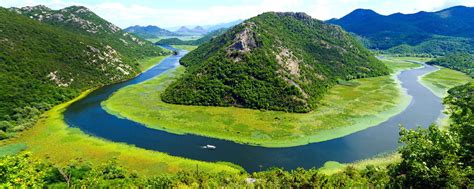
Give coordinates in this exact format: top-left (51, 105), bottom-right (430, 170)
top-left (162, 12), bottom-right (389, 113)
top-left (10, 5), bottom-right (164, 61)
top-left (328, 6), bottom-right (474, 54)
top-left (0, 6), bottom-right (167, 139)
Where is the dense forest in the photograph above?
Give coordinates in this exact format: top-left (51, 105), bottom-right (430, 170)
top-left (0, 7), bottom-right (167, 139)
top-left (328, 6), bottom-right (474, 55)
top-left (2, 82), bottom-right (472, 187)
top-left (162, 12), bottom-right (389, 113)
top-left (427, 53), bottom-right (474, 77)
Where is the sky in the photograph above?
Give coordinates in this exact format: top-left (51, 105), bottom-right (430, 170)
top-left (1, 0), bottom-right (474, 29)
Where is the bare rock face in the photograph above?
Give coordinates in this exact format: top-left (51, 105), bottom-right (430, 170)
top-left (227, 22), bottom-right (259, 62)
top-left (276, 12), bottom-right (312, 20)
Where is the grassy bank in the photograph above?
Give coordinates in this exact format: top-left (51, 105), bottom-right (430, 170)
top-left (420, 67), bottom-right (473, 98)
top-left (319, 153), bottom-right (401, 175)
top-left (102, 59), bottom-right (415, 147)
top-left (138, 55), bottom-right (170, 71)
top-left (0, 90), bottom-right (241, 176)
top-left (171, 45), bottom-right (198, 51)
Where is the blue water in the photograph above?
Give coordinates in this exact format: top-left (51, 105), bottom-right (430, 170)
top-left (64, 50), bottom-right (443, 173)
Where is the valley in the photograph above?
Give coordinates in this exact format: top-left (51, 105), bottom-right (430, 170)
top-left (102, 57), bottom-right (414, 147)
top-left (1, 2), bottom-right (473, 187)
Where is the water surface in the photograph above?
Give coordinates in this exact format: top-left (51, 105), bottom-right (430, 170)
top-left (64, 50), bottom-right (443, 172)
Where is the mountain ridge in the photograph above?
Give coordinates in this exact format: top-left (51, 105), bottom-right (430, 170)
top-left (328, 6), bottom-right (474, 52)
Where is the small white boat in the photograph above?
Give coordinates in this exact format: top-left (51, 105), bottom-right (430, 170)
top-left (202, 144), bottom-right (216, 149)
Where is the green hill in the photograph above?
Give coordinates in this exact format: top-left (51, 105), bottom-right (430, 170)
top-left (0, 6), bottom-right (167, 139)
top-left (162, 12), bottom-right (389, 113)
top-left (328, 6), bottom-right (474, 55)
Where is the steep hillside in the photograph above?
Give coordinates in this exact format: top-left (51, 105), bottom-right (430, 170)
top-left (124, 25), bottom-right (178, 38)
top-left (162, 12), bottom-right (389, 113)
top-left (0, 7), bottom-right (166, 139)
top-left (10, 5), bottom-right (164, 61)
top-left (328, 6), bottom-right (474, 51)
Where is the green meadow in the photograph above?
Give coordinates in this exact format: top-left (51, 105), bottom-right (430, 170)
top-left (171, 45), bottom-right (198, 51)
top-left (138, 55), bottom-right (170, 71)
top-left (420, 67), bottom-right (473, 98)
top-left (102, 59), bottom-right (416, 147)
top-left (0, 90), bottom-right (241, 176)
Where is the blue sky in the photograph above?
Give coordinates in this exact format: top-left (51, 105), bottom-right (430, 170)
top-left (2, 0), bottom-right (473, 29)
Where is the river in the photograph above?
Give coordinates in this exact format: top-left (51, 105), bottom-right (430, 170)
top-left (64, 49), bottom-right (444, 172)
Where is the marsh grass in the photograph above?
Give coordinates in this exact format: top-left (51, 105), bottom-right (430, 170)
top-left (319, 153), bottom-right (401, 175)
top-left (138, 55), bottom-right (169, 71)
top-left (102, 59), bottom-right (417, 147)
top-left (171, 45), bottom-right (198, 52)
top-left (0, 143), bottom-right (27, 157)
top-left (2, 90), bottom-right (240, 176)
top-left (420, 67), bottom-right (473, 98)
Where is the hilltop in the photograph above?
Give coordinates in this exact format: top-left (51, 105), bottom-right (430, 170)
top-left (162, 12), bottom-right (389, 112)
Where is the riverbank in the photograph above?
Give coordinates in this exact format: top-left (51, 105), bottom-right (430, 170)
top-left (0, 55), bottom-right (242, 176)
top-left (1, 88), bottom-right (242, 176)
top-left (101, 59), bottom-right (417, 147)
top-left (419, 67), bottom-right (473, 98)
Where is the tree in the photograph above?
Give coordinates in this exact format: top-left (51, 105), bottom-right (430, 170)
top-left (389, 125), bottom-right (464, 188)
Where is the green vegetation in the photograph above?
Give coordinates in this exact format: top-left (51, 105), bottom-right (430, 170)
top-left (1, 90), bottom-right (240, 177)
top-left (12, 5), bottom-right (165, 61)
top-left (137, 55), bottom-right (170, 71)
top-left (420, 68), bottom-right (473, 97)
top-left (0, 6), bottom-right (167, 140)
top-left (162, 12), bottom-right (389, 113)
top-left (427, 53), bottom-right (474, 77)
top-left (329, 6), bottom-right (474, 55)
top-left (319, 153), bottom-right (401, 175)
top-left (0, 143), bottom-right (27, 157)
top-left (381, 57), bottom-right (423, 72)
top-left (103, 58), bottom-right (411, 147)
top-left (385, 36), bottom-right (474, 56)
top-left (3, 82), bottom-right (473, 187)
top-left (171, 45), bottom-right (198, 52)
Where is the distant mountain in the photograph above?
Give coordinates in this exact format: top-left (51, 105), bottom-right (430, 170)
top-left (206, 19), bottom-right (243, 31)
top-left (175, 26), bottom-right (208, 36)
top-left (124, 25), bottom-right (178, 38)
top-left (156, 28), bottom-right (227, 46)
top-left (161, 12), bottom-right (389, 113)
top-left (328, 6), bottom-right (474, 53)
top-left (0, 6), bottom-right (167, 138)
